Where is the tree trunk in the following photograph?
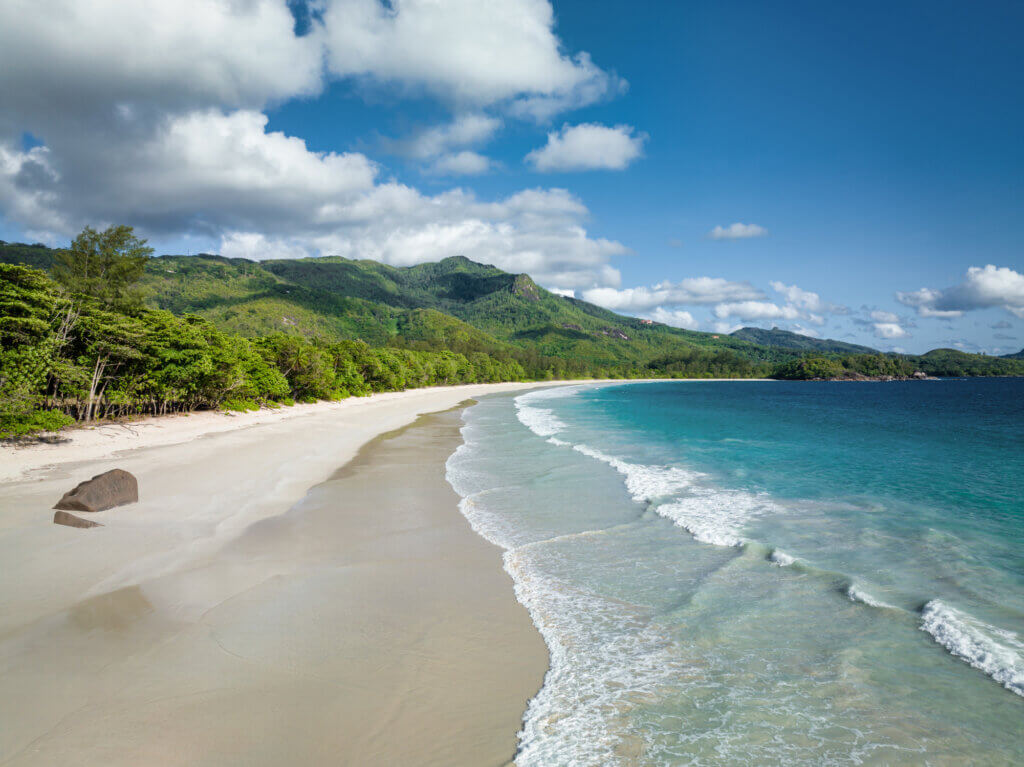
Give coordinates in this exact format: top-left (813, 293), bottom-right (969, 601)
top-left (84, 356), bottom-right (107, 423)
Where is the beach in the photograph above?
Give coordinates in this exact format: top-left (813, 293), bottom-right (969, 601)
top-left (0, 383), bottom-right (562, 766)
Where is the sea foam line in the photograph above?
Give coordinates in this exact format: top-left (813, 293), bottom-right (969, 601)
top-left (920, 600), bottom-right (1024, 697)
top-left (451, 403), bottom-right (688, 764)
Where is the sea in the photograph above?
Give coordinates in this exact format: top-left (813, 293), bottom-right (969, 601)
top-left (445, 379), bottom-right (1024, 765)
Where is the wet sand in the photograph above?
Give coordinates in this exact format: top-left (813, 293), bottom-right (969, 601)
top-left (0, 401), bottom-right (547, 766)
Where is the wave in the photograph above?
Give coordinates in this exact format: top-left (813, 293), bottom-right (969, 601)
top-left (655, 488), bottom-right (777, 548)
top-left (570, 444), bottom-right (701, 503)
top-left (769, 549), bottom-right (796, 567)
top-left (846, 584), bottom-right (896, 610)
top-left (506, 545), bottom-right (689, 766)
top-left (920, 600), bottom-right (1024, 697)
top-left (513, 386), bottom-right (583, 438)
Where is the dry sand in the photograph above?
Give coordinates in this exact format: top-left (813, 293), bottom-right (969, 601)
top-left (0, 382), bottom-right (572, 766)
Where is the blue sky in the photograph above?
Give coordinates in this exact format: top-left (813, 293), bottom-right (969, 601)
top-left (1, 1), bottom-right (1022, 353)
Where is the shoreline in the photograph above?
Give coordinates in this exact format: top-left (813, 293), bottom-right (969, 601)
top-left (0, 382), bottom-right (583, 484)
top-left (0, 378), bottom-right (768, 485)
top-left (0, 378), bottom-right (766, 765)
top-left (0, 390), bottom-right (548, 765)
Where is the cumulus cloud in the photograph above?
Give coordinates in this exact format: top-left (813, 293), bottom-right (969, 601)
top-left (526, 123), bottom-right (645, 172)
top-left (869, 310), bottom-right (900, 323)
top-left (547, 287), bottom-right (576, 298)
top-left (646, 308), bottom-right (698, 330)
top-left (713, 301), bottom-right (800, 321)
top-left (0, 0), bottom-right (324, 140)
top-left (707, 222), bottom-right (767, 240)
top-left (897, 265), bottom-right (1024, 319)
top-left (425, 151), bottom-right (492, 175)
top-left (582, 278), bottom-right (763, 311)
top-left (873, 322), bottom-right (910, 339)
top-left (788, 324), bottom-right (821, 338)
top-left (400, 115), bottom-right (502, 159)
top-left (321, 0), bottom-right (621, 116)
top-left (0, 1), bottom-right (633, 288)
top-left (770, 281), bottom-right (847, 314)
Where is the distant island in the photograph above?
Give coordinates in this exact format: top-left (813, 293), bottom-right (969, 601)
top-left (2, 227), bottom-right (1022, 438)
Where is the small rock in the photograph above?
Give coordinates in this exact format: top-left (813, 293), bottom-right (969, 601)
top-left (53, 510), bottom-right (103, 529)
top-left (54, 469), bottom-right (138, 512)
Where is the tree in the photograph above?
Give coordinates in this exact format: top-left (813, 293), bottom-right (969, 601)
top-left (53, 225), bottom-right (152, 309)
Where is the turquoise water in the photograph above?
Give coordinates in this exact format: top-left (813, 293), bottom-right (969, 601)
top-left (446, 380), bottom-right (1024, 765)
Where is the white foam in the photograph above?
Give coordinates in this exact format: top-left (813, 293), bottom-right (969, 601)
top-left (920, 600), bottom-right (1024, 697)
top-left (655, 488), bottom-right (774, 548)
top-left (450, 400), bottom-right (692, 763)
top-left (507, 545), bottom-right (690, 766)
top-left (769, 550), bottom-right (796, 567)
top-left (846, 584), bottom-right (895, 610)
top-left (513, 387), bottom-right (583, 438)
top-left (571, 444), bottom-right (701, 503)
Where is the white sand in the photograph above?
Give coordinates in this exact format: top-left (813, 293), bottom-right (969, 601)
top-left (0, 382), bottom-right (579, 484)
top-left (0, 382), bottom-right (578, 765)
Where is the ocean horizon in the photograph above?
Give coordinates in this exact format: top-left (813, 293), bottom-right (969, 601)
top-left (447, 379), bottom-right (1024, 764)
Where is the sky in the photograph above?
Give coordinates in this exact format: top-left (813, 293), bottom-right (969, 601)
top-left (1, 0), bottom-right (1022, 354)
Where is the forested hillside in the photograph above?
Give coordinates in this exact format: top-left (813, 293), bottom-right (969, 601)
top-left (3, 230), bottom-right (1022, 437)
top-left (730, 326), bottom-right (878, 355)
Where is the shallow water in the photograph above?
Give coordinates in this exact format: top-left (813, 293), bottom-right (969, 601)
top-left (446, 379), bottom-right (1024, 765)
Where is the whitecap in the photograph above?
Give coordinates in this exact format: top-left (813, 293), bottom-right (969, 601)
top-left (655, 488), bottom-right (775, 548)
top-left (571, 444), bottom-right (701, 503)
top-left (769, 549), bottom-right (796, 567)
top-left (920, 599), bottom-right (1024, 697)
top-left (846, 584), bottom-right (896, 610)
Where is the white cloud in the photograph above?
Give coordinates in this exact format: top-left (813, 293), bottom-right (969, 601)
top-left (713, 301), bottom-right (800, 321)
top-left (713, 322), bottom-right (742, 335)
top-left (870, 310), bottom-right (900, 323)
top-left (390, 114), bottom-right (501, 163)
top-left (873, 322), bottom-right (910, 339)
top-left (582, 278), bottom-right (763, 312)
top-left (547, 287), bottom-right (575, 298)
top-left (0, 108), bottom-right (627, 289)
top-left (897, 265), bottom-right (1024, 318)
top-left (788, 324), bottom-right (821, 338)
top-left (526, 123), bottom-right (645, 172)
top-left (321, 0), bottom-right (621, 116)
top-left (0, 0), bottom-right (324, 140)
top-left (0, 2), bottom-right (635, 290)
top-left (646, 308), bottom-right (698, 330)
top-left (425, 151), bottom-right (492, 175)
top-left (770, 281), bottom-right (846, 314)
top-left (708, 222), bottom-right (767, 240)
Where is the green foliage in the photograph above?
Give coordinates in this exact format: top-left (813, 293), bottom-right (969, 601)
top-left (730, 326), bottom-right (878, 355)
top-left (3, 235), bottom-right (1021, 440)
top-left (53, 225), bottom-right (153, 309)
top-left (771, 356), bottom-right (847, 380)
top-left (771, 349), bottom-right (1024, 379)
top-left (914, 348), bottom-right (1024, 377)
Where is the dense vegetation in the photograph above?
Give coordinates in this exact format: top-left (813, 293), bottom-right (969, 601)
top-left (2, 229), bottom-right (1021, 437)
top-left (771, 351), bottom-right (1024, 380)
top-left (730, 326), bottom-right (878, 355)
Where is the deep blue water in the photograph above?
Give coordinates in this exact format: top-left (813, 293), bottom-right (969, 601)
top-left (447, 379), bottom-right (1024, 765)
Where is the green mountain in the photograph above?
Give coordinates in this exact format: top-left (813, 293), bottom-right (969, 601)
top-left (137, 253), bottom-right (809, 374)
top-left (4, 240), bottom-right (1023, 381)
top-left (1, 243), bottom-right (781, 378)
top-left (730, 326), bottom-right (878, 355)
top-left (1001, 348), bottom-right (1024, 359)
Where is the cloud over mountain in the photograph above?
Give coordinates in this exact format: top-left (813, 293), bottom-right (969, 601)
top-left (0, 0), bottom-right (631, 290)
top-left (897, 265), bottom-right (1024, 318)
